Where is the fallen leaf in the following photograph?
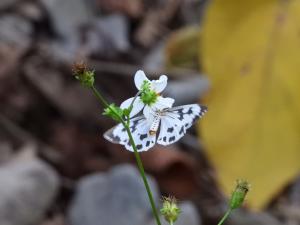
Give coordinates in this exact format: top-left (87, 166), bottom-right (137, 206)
top-left (199, 0), bottom-right (300, 209)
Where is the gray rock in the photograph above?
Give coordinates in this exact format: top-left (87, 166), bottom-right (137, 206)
top-left (0, 151), bottom-right (59, 225)
top-left (83, 14), bottom-right (130, 57)
top-left (96, 14), bottom-right (130, 53)
top-left (41, 0), bottom-right (91, 39)
top-left (164, 76), bottom-right (210, 105)
top-left (175, 202), bottom-right (201, 225)
top-left (0, 15), bottom-right (32, 48)
top-left (228, 209), bottom-right (283, 225)
top-left (68, 164), bottom-right (159, 225)
top-left (0, 15), bottom-right (33, 78)
top-left (40, 0), bottom-right (92, 61)
top-left (0, 0), bottom-right (20, 10)
top-left (143, 41), bottom-right (166, 72)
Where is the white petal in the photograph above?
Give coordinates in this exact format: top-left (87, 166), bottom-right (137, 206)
top-left (143, 105), bottom-right (155, 124)
top-left (151, 75), bottom-right (168, 93)
top-left (134, 70), bottom-right (149, 90)
top-left (120, 96), bottom-right (144, 117)
top-left (152, 96), bottom-right (174, 110)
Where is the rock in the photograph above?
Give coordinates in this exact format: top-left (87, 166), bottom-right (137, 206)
top-left (0, 15), bottom-right (33, 78)
top-left (228, 209), bottom-right (283, 225)
top-left (84, 14), bottom-right (130, 57)
top-left (40, 0), bottom-right (92, 61)
top-left (175, 202), bottom-right (200, 225)
top-left (164, 76), bottom-right (210, 105)
top-left (15, 1), bottom-right (44, 22)
top-left (96, 14), bottom-right (130, 53)
top-left (41, 0), bottom-right (91, 39)
top-left (68, 164), bottom-right (159, 225)
top-left (0, 141), bottom-right (13, 164)
top-left (147, 201), bottom-right (200, 225)
top-left (0, 0), bottom-right (20, 10)
top-left (143, 41), bottom-right (166, 72)
top-left (0, 148), bottom-right (59, 225)
top-left (0, 15), bottom-right (32, 49)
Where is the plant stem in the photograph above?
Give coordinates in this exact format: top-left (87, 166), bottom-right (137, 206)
top-left (217, 209), bottom-right (232, 225)
top-left (91, 85), bottom-right (110, 108)
top-left (90, 85), bottom-right (162, 225)
top-left (125, 125), bottom-right (162, 225)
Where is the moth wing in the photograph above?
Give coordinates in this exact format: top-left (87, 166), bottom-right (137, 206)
top-left (157, 104), bottom-right (207, 146)
top-left (168, 104), bottom-right (207, 129)
top-left (157, 115), bottom-right (186, 146)
top-left (103, 116), bottom-right (156, 152)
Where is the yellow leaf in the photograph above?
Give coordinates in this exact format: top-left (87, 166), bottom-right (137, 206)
top-left (199, 0), bottom-right (300, 209)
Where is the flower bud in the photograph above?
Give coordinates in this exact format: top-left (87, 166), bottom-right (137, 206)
top-left (230, 179), bottom-right (250, 209)
top-left (160, 196), bottom-right (181, 225)
top-left (103, 103), bottom-right (123, 122)
top-left (72, 62), bottom-right (95, 88)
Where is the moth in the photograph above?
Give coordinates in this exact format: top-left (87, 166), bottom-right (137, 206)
top-left (104, 104), bottom-right (207, 152)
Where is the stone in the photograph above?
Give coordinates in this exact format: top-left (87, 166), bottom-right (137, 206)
top-left (0, 15), bottom-right (33, 78)
top-left (228, 209), bottom-right (283, 225)
top-left (84, 14), bottom-right (130, 58)
top-left (0, 0), bottom-right (20, 10)
top-left (40, 0), bottom-right (92, 61)
top-left (68, 164), bottom-right (159, 225)
top-left (143, 41), bottom-right (166, 72)
top-left (41, 0), bottom-right (91, 39)
top-left (0, 148), bottom-right (59, 225)
top-left (164, 76), bottom-right (210, 105)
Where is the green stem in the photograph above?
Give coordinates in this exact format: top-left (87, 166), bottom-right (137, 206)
top-left (124, 125), bottom-right (162, 225)
top-left (91, 85), bottom-right (162, 225)
top-left (91, 85), bottom-right (110, 108)
top-left (217, 209), bottom-right (232, 225)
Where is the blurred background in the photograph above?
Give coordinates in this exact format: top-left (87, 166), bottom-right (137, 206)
top-left (1, 0), bottom-right (300, 225)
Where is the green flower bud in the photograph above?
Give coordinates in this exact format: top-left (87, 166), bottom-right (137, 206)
top-left (160, 196), bottom-right (181, 225)
top-left (103, 104), bottom-right (123, 122)
top-left (230, 179), bottom-right (250, 209)
top-left (140, 80), bottom-right (158, 105)
top-left (73, 62), bottom-right (95, 88)
top-left (123, 105), bottom-right (133, 117)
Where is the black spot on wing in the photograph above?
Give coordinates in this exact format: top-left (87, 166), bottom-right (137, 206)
top-left (167, 127), bottom-right (174, 133)
top-left (169, 136), bottom-right (176, 142)
top-left (163, 136), bottom-right (167, 142)
top-left (140, 134), bottom-right (147, 140)
top-left (136, 144), bottom-right (143, 150)
top-left (176, 108), bottom-right (184, 120)
top-left (187, 107), bottom-right (193, 115)
top-left (112, 135), bottom-right (121, 142)
top-left (179, 126), bottom-right (185, 135)
top-left (192, 115), bottom-right (199, 124)
top-left (130, 119), bottom-right (141, 133)
top-left (146, 141), bottom-right (150, 147)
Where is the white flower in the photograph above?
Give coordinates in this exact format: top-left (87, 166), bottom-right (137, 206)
top-left (120, 70), bottom-right (174, 118)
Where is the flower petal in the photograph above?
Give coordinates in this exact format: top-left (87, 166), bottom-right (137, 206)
top-left (152, 96), bottom-right (175, 110)
top-left (120, 96), bottom-right (144, 117)
top-left (143, 105), bottom-right (155, 123)
top-left (151, 75), bottom-right (168, 93)
top-left (134, 70), bottom-right (149, 90)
